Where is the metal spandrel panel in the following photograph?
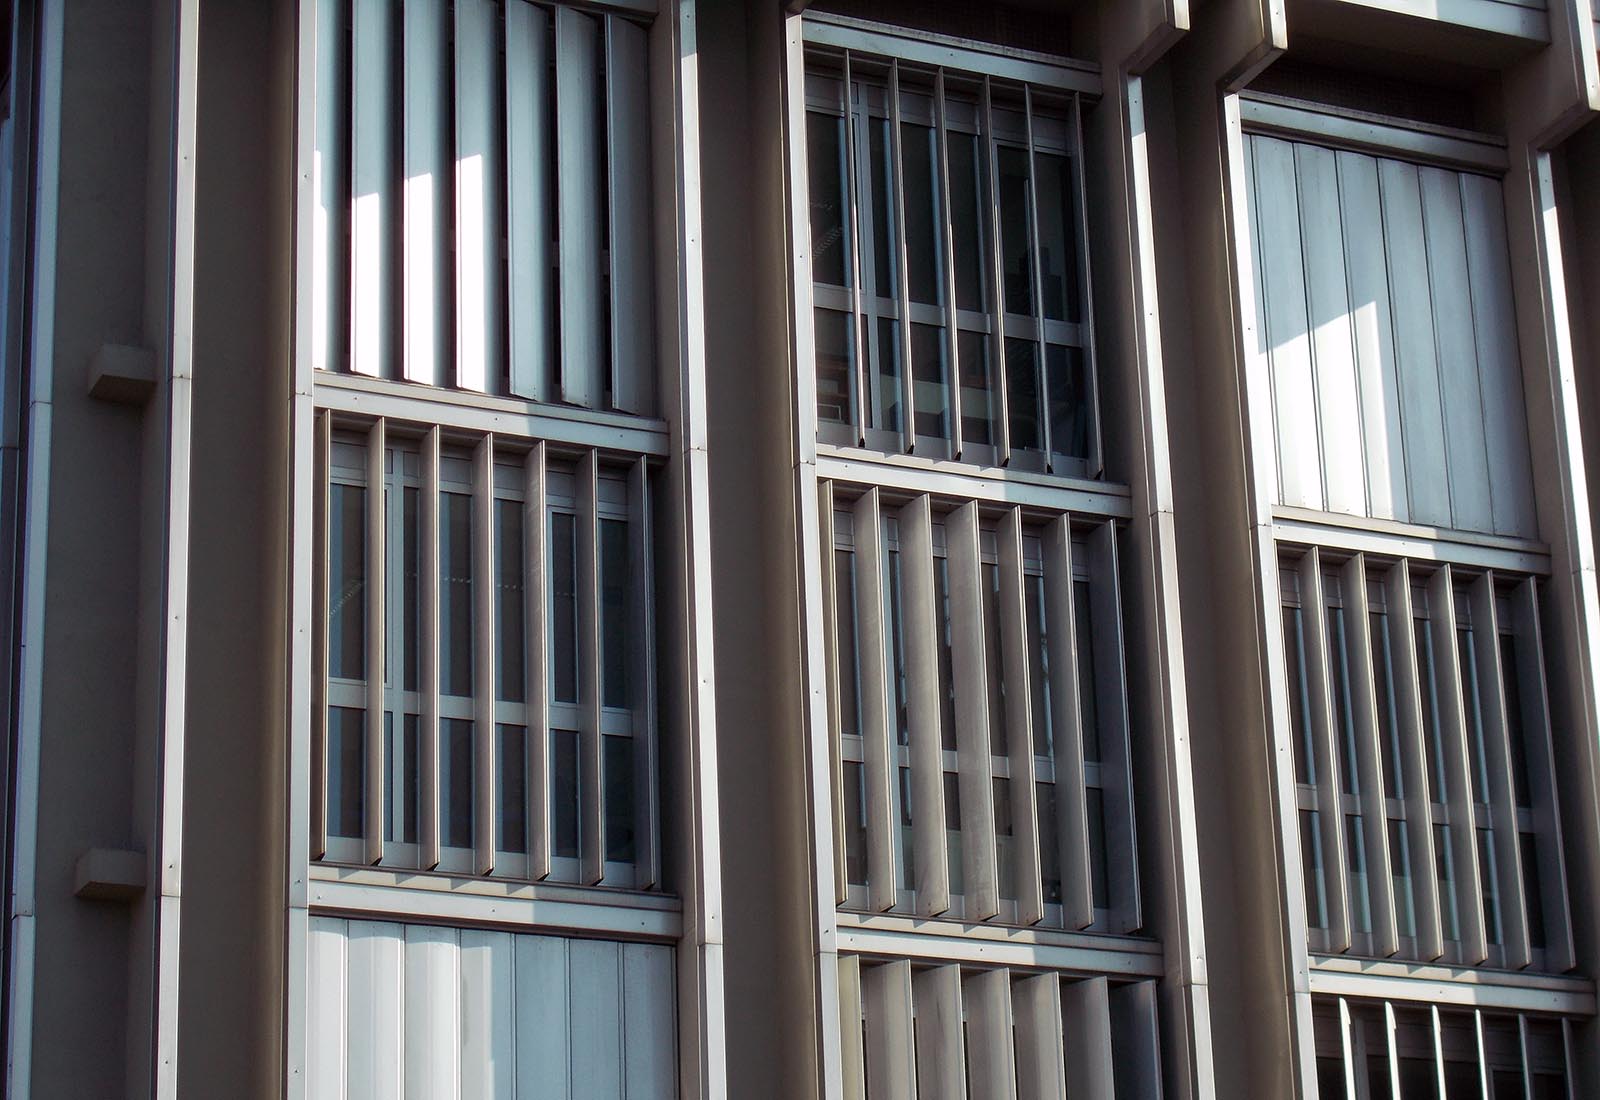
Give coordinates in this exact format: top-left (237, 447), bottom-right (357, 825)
top-left (898, 493), bottom-right (950, 915)
top-left (557, 8), bottom-right (606, 409)
top-left (838, 956), bottom-right (867, 1100)
top-left (313, 0), bottom-right (347, 375)
top-left (350, 0), bottom-right (397, 380)
top-left (516, 934), bottom-right (571, 1100)
top-left (912, 965), bottom-right (966, 1100)
top-left (863, 960), bottom-right (916, 1100)
top-left (1249, 135), bottom-right (1322, 511)
top-left (460, 930), bottom-right (516, 1098)
top-left (345, 921), bottom-right (403, 1100)
top-left (1013, 972), bottom-right (1067, 1100)
top-left (506, 1), bottom-right (553, 403)
top-left (456, 0), bottom-right (506, 394)
top-left (1294, 142), bottom-right (1365, 517)
top-left (964, 968), bottom-right (1017, 1099)
top-left (1419, 167), bottom-right (1493, 534)
top-left (403, 0), bottom-right (450, 388)
top-left (403, 924), bottom-right (461, 1097)
top-left (308, 918), bottom-right (348, 1100)
top-left (606, 15), bottom-right (654, 415)
top-left (569, 940), bottom-right (623, 1094)
top-left (622, 943), bottom-right (675, 1099)
top-left (1061, 976), bottom-right (1116, 1100)
top-left (947, 502), bottom-right (998, 919)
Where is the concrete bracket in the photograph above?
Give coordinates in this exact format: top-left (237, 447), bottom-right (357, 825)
top-left (73, 847), bottom-right (148, 902)
top-left (87, 343), bottom-right (157, 406)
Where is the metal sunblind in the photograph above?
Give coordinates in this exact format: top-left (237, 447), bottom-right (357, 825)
top-left (1012, 972), bottom-right (1067, 1100)
top-left (964, 967), bottom-right (1018, 1097)
top-left (419, 427), bottom-right (443, 869)
top-left (863, 959), bottom-right (916, 1100)
top-left (997, 506), bottom-right (1045, 924)
top-left (853, 488), bottom-right (898, 911)
top-left (1043, 515), bottom-right (1092, 930)
top-left (455, 0), bottom-right (506, 394)
top-left (471, 435), bottom-right (497, 872)
top-left (898, 493), bottom-right (951, 914)
top-left (524, 442), bottom-right (551, 876)
top-left (506, 0), bottom-right (553, 402)
top-left (912, 965), bottom-right (966, 1100)
top-left (946, 501), bottom-right (999, 918)
top-left (1060, 975), bottom-right (1115, 1098)
top-left (838, 955), bottom-right (867, 1100)
top-left (403, 0), bottom-right (450, 388)
top-left (364, 419), bottom-right (387, 864)
top-left (350, 0), bottom-right (398, 380)
top-left (821, 481), bottom-right (850, 906)
top-left (1298, 547), bottom-right (1353, 951)
top-left (606, 16), bottom-right (654, 414)
top-left (556, 7), bottom-right (605, 408)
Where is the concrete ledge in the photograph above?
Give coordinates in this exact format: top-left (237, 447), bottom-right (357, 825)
top-left (73, 847), bottom-right (146, 901)
top-left (87, 343), bottom-right (156, 406)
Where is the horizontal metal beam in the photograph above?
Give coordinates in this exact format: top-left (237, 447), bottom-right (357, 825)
top-left (835, 913), bottom-right (1163, 977)
top-left (818, 449), bottom-right (1132, 520)
top-left (1308, 956), bottom-right (1597, 1015)
top-left (1239, 91), bottom-right (1510, 173)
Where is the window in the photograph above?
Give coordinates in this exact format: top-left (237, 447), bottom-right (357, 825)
top-left (1280, 546), bottom-right (1572, 970)
top-left (821, 481), bottom-right (1137, 932)
top-left (313, 412), bottom-right (659, 890)
top-left (803, 42), bottom-right (1098, 474)
top-left (311, 0), bottom-right (655, 413)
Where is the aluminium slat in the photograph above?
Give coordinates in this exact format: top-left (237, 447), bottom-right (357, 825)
top-left (1299, 547), bottom-right (1352, 951)
top-left (621, 944), bottom-right (674, 1099)
top-left (1294, 142), bottom-right (1364, 517)
top-left (473, 436), bottom-right (497, 874)
top-left (1519, 1014), bottom-right (1534, 1100)
top-left (1385, 561), bottom-right (1444, 959)
top-left (578, 452), bottom-right (604, 884)
top-left (1429, 1005), bottom-right (1448, 1098)
top-left (897, 493), bottom-right (950, 915)
top-left (1459, 173), bottom-right (1536, 537)
top-left (403, 924), bottom-right (460, 1098)
top-left (568, 939), bottom-right (624, 1096)
top-left (842, 51), bottom-right (869, 447)
top-left (1013, 972), bottom-right (1068, 1100)
top-left (1510, 578), bottom-right (1575, 971)
top-left (821, 482), bottom-right (848, 906)
top-left (838, 955), bottom-right (867, 1100)
top-left (557, 7), bottom-right (606, 409)
top-left (1376, 158), bottom-right (1450, 528)
top-left (1089, 521), bottom-right (1142, 932)
top-left (525, 444), bottom-right (551, 878)
top-left (1062, 975), bottom-right (1116, 1100)
top-left (946, 502), bottom-right (999, 919)
top-left (515, 935), bottom-right (571, 1100)
top-left (307, 918), bottom-right (348, 1100)
top-left (459, 930), bottom-right (516, 1099)
top-left (345, 921), bottom-right (403, 1100)
top-left (1335, 150), bottom-right (1407, 522)
top-left (312, 0), bottom-right (347, 375)
top-left (629, 458), bottom-right (660, 888)
top-left (1023, 86), bottom-right (1053, 465)
top-left (1044, 516), bottom-right (1092, 930)
top-left (1468, 572), bottom-right (1530, 968)
top-left (1342, 553), bottom-right (1399, 956)
top-left (934, 69), bottom-right (962, 458)
top-left (1249, 135), bottom-right (1321, 511)
top-left (421, 428), bottom-right (443, 869)
top-left (506, 0), bottom-right (554, 403)
top-left (364, 419), bottom-right (386, 865)
top-left (863, 960), bottom-right (916, 1100)
top-left (964, 967), bottom-right (1017, 1099)
top-left (349, 0), bottom-right (397, 380)
top-left (1419, 167), bottom-right (1493, 534)
top-left (1384, 1000), bottom-right (1403, 1100)
top-left (982, 77), bottom-right (1013, 464)
top-left (1338, 998), bottom-right (1357, 1100)
top-left (1108, 980), bottom-right (1163, 1100)
top-left (889, 61), bottom-right (915, 454)
top-left (999, 507), bottom-right (1045, 924)
top-left (853, 489), bottom-right (898, 911)
top-left (455, 0), bottom-right (506, 395)
top-left (1427, 564), bottom-right (1488, 964)
top-left (606, 15), bottom-right (654, 415)
top-left (313, 413), bottom-right (331, 858)
top-left (1069, 96), bottom-right (1104, 475)
top-left (403, 0), bottom-right (450, 388)
top-left (912, 964), bottom-right (966, 1100)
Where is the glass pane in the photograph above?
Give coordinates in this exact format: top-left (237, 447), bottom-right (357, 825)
top-left (887, 548), bottom-right (909, 747)
top-left (1347, 813), bottom-right (1371, 934)
top-left (994, 776), bottom-right (1015, 901)
top-left (1087, 784), bottom-right (1109, 911)
top-left (1442, 1058), bottom-right (1479, 1100)
top-left (900, 121), bottom-right (943, 307)
top-left (1500, 633), bottom-right (1532, 809)
top-left (330, 483), bottom-right (366, 680)
top-left (442, 717), bottom-right (474, 850)
top-left (898, 765), bottom-right (915, 891)
top-left (815, 308), bottom-right (857, 427)
top-left (1035, 779), bottom-right (1059, 904)
top-left (329, 706), bottom-right (365, 839)
top-left (935, 555), bottom-right (956, 752)
top-left (403, 486), bottom-right (419, 692)
top-left (1389, 820), bottom-right (1415, 938)
top-left (844, 760), bottom-right (867, 887)
top-left (440, 491), bottom-right (474, 698)
top-left (997, 145), bottom-right (1033, 315)
top-left (1371, 611), bottom-right (1402, 799)
top-left (947, 130), bottom-right (987, 313)
top-left (496, 498), bottom-right (525, 703)
top-left (1436, 823), bottom-right (1458, 941)
top-left (1329, 606), bottom-right (1359, 797)
top-left (1045, 344), bottom-right (1090, 461)
top-left (911, 323), bottom-right (950, 440)
top-left (402, 714), bottom-right (419, 846)
top-left (1285, 606), bottom-right (1315, 786)
top-left (1005, 338), bottom-right (1041, 452)
top-left (806, 110), bottom-right (850, 288)
top-left (1417, 617), bottom-right (1447, 802)
top-left (497, 724), bottom-right (527, 854)
top-left (600, 518), bottom-right (630, 710)
top-left (1521, 831), bottom-right (1545, 951)
top-left (1301, 809), bottom-right (1327, 928)
top-left (1479, 827), bottom-right (1500, 944)
top-left (982, 561), bottom-right (1006, 757)
top-left (552, 729), bottom-right (580, 859)
top-left (1074, 578), bottom-right (1100, 763)
top-left (956, 329), bottom-right (995, 446)
top-left (867, 113), bottom-right (898, 301)
top-left (1458, 621), bottom-right (1489, 803)
top-left (604, 734), bottom-right (635, 863)
top-left (1025, 574), bottom-right (1050, 758)
top-left (383, 711), bottom-right (419, 847)
top-left (1035, 151), bottom-right (1080, 323)
top-left (874, 317), bottom-right (903, 433)
top-left (943, 771), bottom-right (963, 896)
top-left (551, 511), bottom-right (578, 704)
top-left (835, 549), bottom-right (861, 737)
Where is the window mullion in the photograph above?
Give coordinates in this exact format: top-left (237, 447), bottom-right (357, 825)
top-left (1470, 571), bottom-right (1531, 968)
top-left (420, 426), bottom-right (444, 869)
top-left (843, 52), bottom-right (870, 447)
top-left (313, 411), bottom-right (331, 859)
top-left (853, 489), bottom-right (897, 912)
top-left (896, 492), bottom-right (950, 915)
top-left (363, 418), bottom-right (388, 865)
top-left (1386, 559), bottom-right (1444, 958)
top-left (525, 442), bottom-right (551, 878)
top-left (472, 434), bottom-right (498, 874)
top-left (1044, 516), bottom-right (1093, 930)
top-left (888, 61), bottom-right (916, 455)
top-left (981, 77), bottom-right (1013, 466)
top-left (628, 456), bottom-right (661, 889)
top-left (1023, 86), bottom-right (1054, 466)
top-left (935, 69), bottom-right (963, 460)
top-left (1427, 563), bottom-right (1488, 963)
top-left (1343, 552), bottom-right (1399, 957)
top-left (577, 449), bottom-right (605, 884)
top-left (946, 501), bottom-right (998, 919)
top-left (997, 506), bottom-right (1044, 925)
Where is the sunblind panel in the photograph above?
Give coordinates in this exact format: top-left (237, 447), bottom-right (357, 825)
top-left (1279, 547), bottom-right (1573, 972)
top-left (1243, 134), bottom-right (1536, 537)
top-left (313, 413), bottom-right (661, 892)
top-left (1311, 995), bottom-right (1576, 1100)
top-left (313, 0), bottom-right (656, 414)
top-left (308, 918), bottom-right (676, 1099)
top-left (838, 956), bottom-right (1160, 1100)
top-left (820, 481), bottom-right (1139, 934)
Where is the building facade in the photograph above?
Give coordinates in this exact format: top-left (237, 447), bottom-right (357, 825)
top-left (0, 0), bottom-right (1598, 1097)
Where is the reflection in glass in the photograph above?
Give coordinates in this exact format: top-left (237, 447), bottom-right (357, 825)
top-left (551, 511), bottom-right (578, 704)
top-left (1046, 344), bottom-right (1089, 461)
top-left (806, 111), bottom-right (850, 288)
top-left (442, 717), bottom-right (474, 850)
top-left (553, 729), bottom-right (580, 859)
top-left (496, 498), bottom-right (524, 703)
top-left (330, 484), bottom-right (366, 680)
top-left (329, 706), bottom-right (365, 839)
top-left (441, 491), bottom-right (474, 697)
top-left (605, 734), bottom-right (635, 863)
top-left (815, 308), bottom-right (857, 427)
top-left (498, 724), bottom-right (526, 854)
top-left (1006, 338), bottom-right (1041, 452)
top-left (998, 145), bottom-right (1034, 315)
top-left (600, 518), bottom-right (630, 710)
